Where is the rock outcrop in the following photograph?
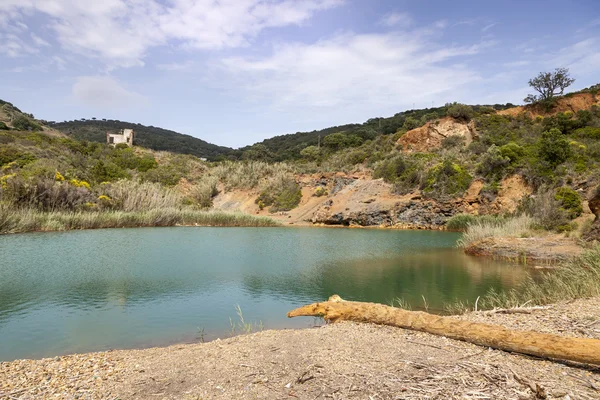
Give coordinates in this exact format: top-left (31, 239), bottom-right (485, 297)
top-left (397, 117), bottom-right (477, 153)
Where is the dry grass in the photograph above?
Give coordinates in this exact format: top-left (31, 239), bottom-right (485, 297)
top-left (101, 180), bottom-right (183, 211)
top-left (480, 246), bottom-right (600, 309)
top-left (210, 161), bottom-right (296, 190)
top-left (446, 246), bottom-right (600, 313)
top-left (457, 215), bottom-right (535, 248)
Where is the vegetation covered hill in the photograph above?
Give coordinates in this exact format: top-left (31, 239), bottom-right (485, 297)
top-left (50, 119), bottom-right (237, 161)
top-left (1, 72), bottom-right (600, 236)
top-left (241, 104), bottom-right (515, 162)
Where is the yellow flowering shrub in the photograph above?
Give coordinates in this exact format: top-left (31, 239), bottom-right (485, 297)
top-left (55, 171), bottom-right (65, 181)
top-left (0, 174), bottom-right (16, 190)
top-left (69, 179), bottom-right (91, 189)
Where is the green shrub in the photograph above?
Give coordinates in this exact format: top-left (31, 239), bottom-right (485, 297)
top-left (141, 164), bottom-right (181, 186)
top-left (498, 142), bottom-right (525, 165)
top-left (256, 175), bottom-right (302, 212)
top-left (538, 128), bottom-right (571, 168)
top-left (517, 188), bottom-right (570, 231)
top-left (91, 160), bottom-right (131, 183)
top-left (0, 122), bottom-right (9, 130)
top-left (446, 103), bottom-right (474, 121)
top-left (314, 186), bottom-right (328, 197)
top-left (445, 214), bottom-right (477, 231)
top-left (476, 145), bottom-right (510, 180)
top-left (0, 146), bottom-right (36, 167)
top-left (554, 187), bottom-right (582, 218)
top-left (423, 159), bottom-right (472, 199)
top-left (12, 116), bottom-right (42, 131)
top-left (573, 126), bottom-right (600, 140)
top-left (373, 156), bottom-right (407, 183)
top-left (402, 117), bottom-right (420, 131)
top-left (441, 135), bottom-right (465, 149)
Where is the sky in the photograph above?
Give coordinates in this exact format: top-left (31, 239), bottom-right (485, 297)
top-left (1, 0), bottom-right (599, 148)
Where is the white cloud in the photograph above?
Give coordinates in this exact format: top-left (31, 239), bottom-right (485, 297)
top-left (0, 32), bottom-right (38, 57)
top-left (380, 12), bottom-right (412, 28)
top-left (156, 61), bottom-right (195, 71)
top-left (481, 23), bottom-right (496, 32)
top-left (546, 37), bottom-right (600, 76)
top-left (218, 28), bottom-right (489, 112)
top-left (0, 0), bottom-right (344, 68)
top-left (72, 76), bottom-right (147, 108)
top-left (31, 33), bottom-right (50, 47)
top-left (503, 60), bottom-right (530, 68)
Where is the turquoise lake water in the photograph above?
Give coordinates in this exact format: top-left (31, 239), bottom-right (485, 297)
top-left (0, 227), bottom-right (526, 361)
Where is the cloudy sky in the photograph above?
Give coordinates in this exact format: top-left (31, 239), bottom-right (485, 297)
top-left (1, 0), bottom-right (599, 148)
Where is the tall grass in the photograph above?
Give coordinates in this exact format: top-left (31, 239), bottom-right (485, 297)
top-left (102, 180), bottom-right (183, 211)
top-left (0, 205), bottom-right (279, 235)
top-left (457, 247), bottom-right (600, 311)
top-left (211, 161), bottom-right (296, 190)
top-left (457, 215), bottom-right (534, 248)
top-left (446, 213), bottom-right (505, 232)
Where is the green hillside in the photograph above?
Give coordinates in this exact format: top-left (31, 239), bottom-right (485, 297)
top-left (50, 119), bottom-right (238, 161)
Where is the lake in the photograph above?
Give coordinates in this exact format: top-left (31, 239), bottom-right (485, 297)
top-left (0, 227), bottom-right (526, 361)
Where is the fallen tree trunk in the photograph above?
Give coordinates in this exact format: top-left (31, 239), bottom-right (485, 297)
top-left (288, 295), bottom-right (600, 365)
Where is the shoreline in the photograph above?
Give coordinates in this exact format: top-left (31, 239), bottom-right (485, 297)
top-left (2, 297), bottom-right (599, 399)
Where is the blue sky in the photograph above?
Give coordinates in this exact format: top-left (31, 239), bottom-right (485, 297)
top-left (1, 0), bottom-right (599, 148)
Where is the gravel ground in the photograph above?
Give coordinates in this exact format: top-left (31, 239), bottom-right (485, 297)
top-left (2, 298), bottom-right (600, 400)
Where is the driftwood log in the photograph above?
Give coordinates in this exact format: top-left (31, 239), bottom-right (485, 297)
top-left (287, 295), bottom-right (600, 365)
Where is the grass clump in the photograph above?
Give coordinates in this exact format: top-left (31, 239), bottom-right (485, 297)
top-left (457, 215), bottom-right (534, 247)
top-left (479, 246), bottom-right (600, 309)
top-left (255, 173), bottom-right (302, 212)
top-left (0, 205), bottom-right (280, 235)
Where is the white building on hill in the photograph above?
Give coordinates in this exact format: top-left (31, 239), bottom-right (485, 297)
top-left (107, 129), bottom-right (134, 146)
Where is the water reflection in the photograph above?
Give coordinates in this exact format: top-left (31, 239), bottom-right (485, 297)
top-left (0, 227), bottom-right (527, 360)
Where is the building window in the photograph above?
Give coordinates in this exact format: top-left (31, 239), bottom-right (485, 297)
top-left (109, 136), bottom-right (114, 144)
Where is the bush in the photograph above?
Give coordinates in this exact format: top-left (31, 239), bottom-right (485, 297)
top-left (538, 128), bottom-right (571, 168)
top-left (0, 122), bottom-right (9, 130)
top-left (373, 156), bottom-right (407, 183)
top-left (446, 103), bottom-right (474, 121)
top-left (554, 187), bottom-right (582, 218)
top-left (1, 176), bottom-right (94, 211)
top-left (0, 146), bottom-right (36, 168)
top-left (441, 135), bottom-right (465, 149)
top-left (189, 177), bottom-right (219, 208)
top-left (255, 175), bottom-right (302, 212)
top-left (476, 145), bottom-right (510, 180)
top-left (12, 116), bottom-right (42, 131)
top-left (574, 126), bottom-right (600, 140)
top-left (445, 214), bottom-right (477, 231)
top-left (91, 160), bottom-right (131, 183)
top-left (314, 186), bottom-right (328, 197)
top-left (498, 142), bottom-right (525, 165)
top-left (517, 188), bottom-right (570, 231)
top-left (423, 159), bottom-right (472, 199)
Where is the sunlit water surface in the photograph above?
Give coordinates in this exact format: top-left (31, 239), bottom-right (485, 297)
top-left (0, 227), bottom-right (527, 361)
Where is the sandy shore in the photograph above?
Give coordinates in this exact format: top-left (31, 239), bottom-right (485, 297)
top-left (2, 298), bottom-right (600, 399)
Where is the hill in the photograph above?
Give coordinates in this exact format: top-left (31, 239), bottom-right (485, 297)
top-left (242, 104), bottom-right (516, 161)
top-left (50, 119), bottom-right (237, 161)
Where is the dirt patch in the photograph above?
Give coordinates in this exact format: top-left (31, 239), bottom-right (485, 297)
top-left (464, 235), bottom-right (583, 264)
top-left (488, 174), bottom-right (532, 213)
top-left (397, 117), bottom-right (477, 153)
top-left (2, 298), bottom-right (599, 399)
top-left (498, 92), bottom-right (600, 118)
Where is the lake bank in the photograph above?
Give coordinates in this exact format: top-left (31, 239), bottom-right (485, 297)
top-left (2, 297), bottom-right (599, 399)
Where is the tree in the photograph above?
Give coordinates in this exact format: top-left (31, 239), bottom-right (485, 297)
top-left (524, 68), bottom-right (575, 104)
